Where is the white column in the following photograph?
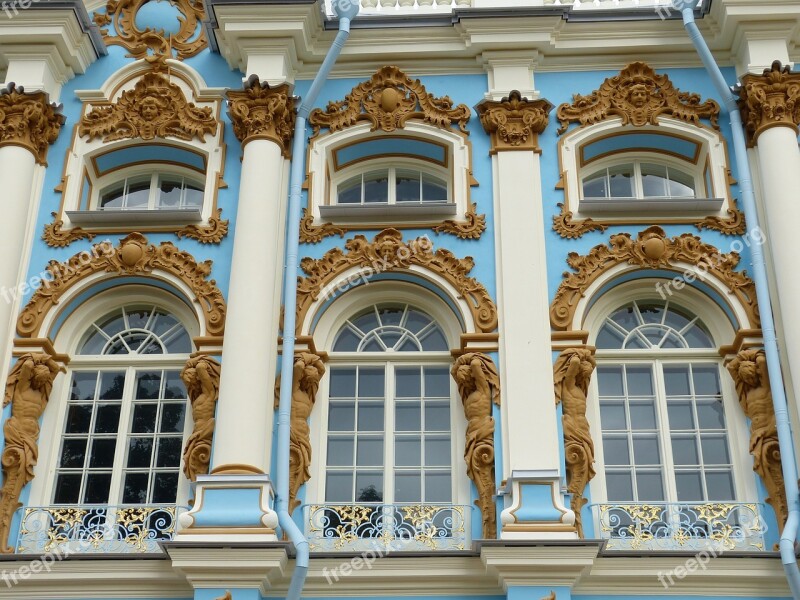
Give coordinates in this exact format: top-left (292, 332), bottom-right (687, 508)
top-left (212, 138), bottom-right (286, 474)
top-left (477, 80), bottom-right (576, 538)
top-left (755, 126), bottom-right (800, 410)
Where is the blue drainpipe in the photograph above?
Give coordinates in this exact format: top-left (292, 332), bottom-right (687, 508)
top-left (276, 1), bottom-right (359, 599)
top-left (673, 2), bottom-right (800, 597)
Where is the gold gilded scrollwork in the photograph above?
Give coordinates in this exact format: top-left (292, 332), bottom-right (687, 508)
top-left (215, 592), bottom-right (232, 600)
top-left (552, 205), bottom-right (609, 239)
top-left (79, 72), bottom-right (218, 143)
top-left (739, 61), bottom-right (800, 147)
top-left (475, 90), bottom-right (553, 153)
top-left (553, 347), bottom-right (597, 538)
top-left (181, 356), bottom-right (221, 481)
top-left (556, 62), bottom-right (720, 134)
top-left (0, 354), bottom-right (65, 552)
top-left (549, 226), bottom-right (759, 332)
top-left (227, 78), bottom-right (296, 156)
top-left (0, 83), bottom-right (65, 166)
top-left (452, 353), bottom-right (500, 539)
top-left (308, 65), bottom-right (471, 137)
top-left (93, 0), bottom-right (207, 62)
top-left (176, 208), bottom-right (230, 244)
top-left (727, 349), bottom-right (787, 532)
top-left (431, 203), bottom-right (487, 240)
top-left (17, 232), bottom-right (226, 339)
top-left (295, 229), bottom-right (497, 335)
top-left (42, 212), bottom-right (96, 248)
top-left (299, 208), bottom-right (347, 244)
top-left (274, 352), bottom-right (325, 513)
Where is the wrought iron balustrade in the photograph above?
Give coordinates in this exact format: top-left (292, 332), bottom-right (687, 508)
top-left (304, 503), bottom-right (470, 551)
top-left (590, 502), bottom-right (766, 551)
top-left (16, 505), bottom-right (187, 554)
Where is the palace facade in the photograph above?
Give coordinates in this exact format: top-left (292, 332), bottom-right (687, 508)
top-left (0, 0), bottom-right (799, 599)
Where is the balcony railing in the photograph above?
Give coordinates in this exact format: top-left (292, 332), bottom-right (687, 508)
top-left (15, 505), bottom-right (187, 554)
top-left (590, 502), bottom-right (766, 551)
top-left (304, 503), bottom-right (471, 551)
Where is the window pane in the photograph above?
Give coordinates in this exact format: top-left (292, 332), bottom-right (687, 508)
top-left (640, 163), bottom-right (668, 197)
top-left (422, 174), bottom-right (448, 202)
top-left (60, 439), bottom-right (87, 469)
top-left (424, 367), bottom-right (450, 397)
top-left (626, 366), bottom-right (654, 396)
top-left (183, 183), bottom-right (204, 208)
top-left (396, 170), bottom-right (421, 202)
top-left (53, 474), bottom-right (81, 504)
top-left (582, 170), bottom-right (608, 198)
top-left (99, 371), bottom-right (125, 400)
top-left (358, 369), bottom-right (384, 398)
top-left (71, 372), bottom-right (97, 401)
top-left (125, 179), bottom-right (151, 208)
top-left (600, 401), bottom-right (626, 430)
top-left (163, 372), bottom-right (186, 400)
top-left (123, 473), bottom-right (149, 504)
top-left (127, 438), bottom-right (154, 468)
top-left (132, 404), bottom-right (158, 433)
top-left (396, 367), bottom-right (421, 397)
top-left (89, 439), bottom-right (117, 468)
top-left (156, 437), bottom-right (182, 467)
top-left (693, 366), bottom-right (721, 395)
top-left (83, 473), bottom-right (112, 504)
top-left (357, 437), bottom-right (383, 466)
top-left (696, 400), bottom-right (725, 429)
top-left (425, 402), bottom-right (450, 431)
top-left (676, 471), bottom-right (704, 501)
top-left (325, 472), bottom-right (353, 502)
top-left (99, 182), bottom-right (126, 209)
top-left (636, 471), bottom-right (664, 501)
top-left (632, 436), bottom-right (660, 465)
top-left (425, 435), bottom-right (451, 466)
top-left (596, 325), bottom-right (624, 349)
top-left (94, 403), bottom-right (121, 434)
top-left (327, 437), bottom-right (354, 467)
top-left (667, 167), bottom-right (696, 198)
top-left (152, 473), bottom-right (179, 503)
top-left (668, 401), bottom-right (695, 429)
top-left (701, 435), bottom-right (730, 464)
top-left (706, 472), bottom-right (735, 500)
top-left (338, 175), bottom-right (362, 204)
top-left (333, 328), bottom-right (360, 352)
top-left (355, 473), bottom-right (384, 502)
top-left (65, 404), bottom-right (92, 433)
top-left (664, 367), bottom-right (691, 396)
top-left (608, 165), bottom-right (634, 197)
top-left (602, 437), bottom-right (630, 465)
top-left (598, 367), bottom-right (624, 396)
top-left (629, 400), bottom-right (657, 429)
top-left (330, 368), bottom-right (356, 397)
top-left (606, 472), bottom-right (634, 501)
top-left (157, 178), bottom-right (183, 208)
top-left (396, 403), bottom-right (421, 431)
top-left (136, 372), bottom-right (162, 400)
top-left (395, 436), bottom-right (421, 466)
top-left (424, 473), bottom-right (451, 502)
top-left (395, 473), bottom-right (421, 502)
top-left (357, 402), bottom-right (384, 431)
top-left (329, 403), bottom-right (356, 431)
top-left (363, 171), bottom-right (389, 204)
top-left (672, 435), bottom-right (700, 465)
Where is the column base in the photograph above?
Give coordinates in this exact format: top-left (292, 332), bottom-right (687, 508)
top-left (500, 471), bottom-right (577, 540)
top-left (177, 473), bottom-right (279, 542)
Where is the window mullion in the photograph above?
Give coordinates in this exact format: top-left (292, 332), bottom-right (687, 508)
top-left (384, 361), bottom-right (395, 504)
top-left (388, 168), bottom-right (396, 206)
top-left (654, 360), bottom-right (679, 504)
top-left (110, 365), bottom-right (136, 505)
top-left (149, 173), bottom-right (158, 210)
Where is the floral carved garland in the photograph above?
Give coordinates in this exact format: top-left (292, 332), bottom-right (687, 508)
top-left (295, 229), bottom-right (497, 334)
top-left (17, 233), bottom-right (226, 339)
top-left (550, 226), bottom-right (759, 331)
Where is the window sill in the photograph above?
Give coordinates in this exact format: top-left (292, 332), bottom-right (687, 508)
top-left (319, 202), bottom-right (457, 222)
top-left (579, 197), bottom-right (724, 214)
top-left (66, 208), bottom-right (204, 226)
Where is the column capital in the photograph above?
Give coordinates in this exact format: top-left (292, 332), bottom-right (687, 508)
top-left (0, 83), bottom-right (65, 165)
top-left (739, 60), bottom-right (800, 147)
top-left (475, 90), bottom-right (552, 154)
top-left (227, 76), bottom-right (297, 157)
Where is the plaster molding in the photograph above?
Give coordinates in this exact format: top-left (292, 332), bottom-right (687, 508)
top-left (0, 83), bottom-right (65, 165)
top-left (181, 355), bottom-right (221, 482)
top-left (476, 90), bottom-right (552, 154)
top-left (549, 226), bottom-right (759, 333)
top-left (166, 545), bottom-right (288, 593)
top-left (739, 60), bottom-right (800, 147)
top-left (226, 77), bottom-right (296, 157)
top-left (16, 233), bottom-right (226, 339)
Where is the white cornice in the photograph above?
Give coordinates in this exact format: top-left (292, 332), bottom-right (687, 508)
top-left (207, 0), bottom-right (800, 78)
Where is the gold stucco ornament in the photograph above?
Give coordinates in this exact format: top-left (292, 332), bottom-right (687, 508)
top-left (0, 83), bottom-right (65, 166)
top-left (553, 347), bottom-right (597, 538)
top-left (227, 78), bottom-right (297, 157)
top-left (727, 349), bottom-right (788, 533)
top-left (181, 355), bottom-right (221, 481)
top-left (476, 90), bottom-right (553, 153)
top-left (274, 352), bottom-right (326, 513)
top-left (79, 72), bottom-right (218, 143)
top-left (452, 352), bottom-right (501, 539)
top-left (0, 354), bottom-right (65, 552)
top-left (556, 61), bottom-right (720, 134)
top-left (739, 60), bottom-right (800, 147)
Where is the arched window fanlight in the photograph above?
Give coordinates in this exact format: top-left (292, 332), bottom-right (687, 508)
top-left (79, 306), bottom-right (192, 355)
top-left (333, 304), bottom-right (448, 352)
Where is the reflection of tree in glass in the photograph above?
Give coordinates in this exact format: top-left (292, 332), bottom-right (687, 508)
top-left (100, 374), bottom-right (125, 400)
top-left (357, 484), bottom-right (382, 502)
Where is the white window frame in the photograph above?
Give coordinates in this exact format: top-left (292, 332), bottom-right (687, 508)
top-left (580, 155), bottom-right (702, 202)
top-left (95, 170), bottom-right (205, 212)
top-left (583, 287), bottom-right (757, 510)
top-left (332, 160), bottom-right (451, 207)
top-left (558, 119), bottom-right (733, 221)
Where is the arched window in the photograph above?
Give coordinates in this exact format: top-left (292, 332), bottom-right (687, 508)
top-left (323, 303), bottom-right (454, 505)
top-left (593, 300), bottom-right (735, 504)
top-left (52, 305), bottom-right (191, 507)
